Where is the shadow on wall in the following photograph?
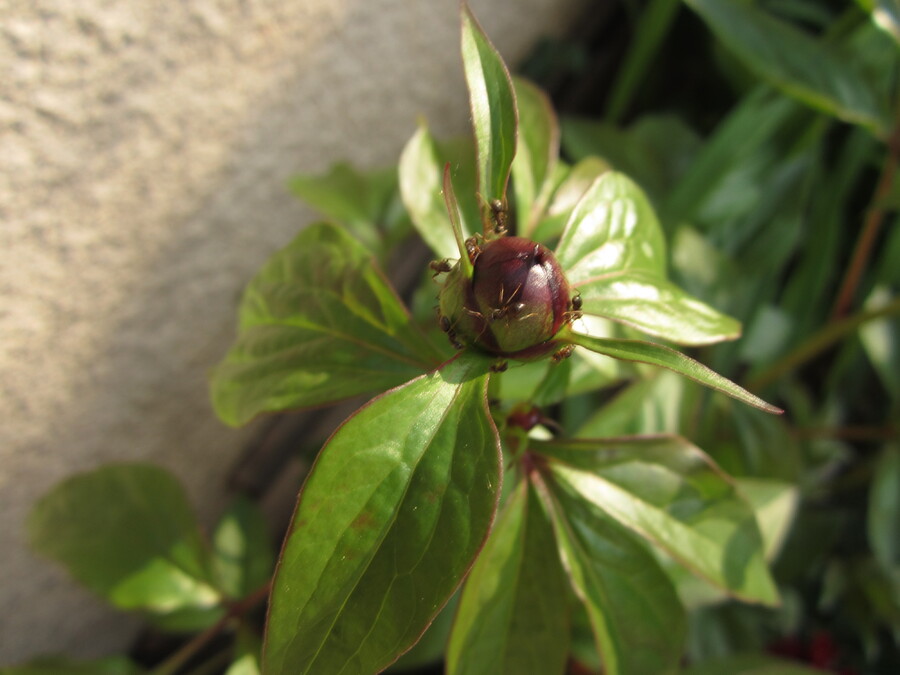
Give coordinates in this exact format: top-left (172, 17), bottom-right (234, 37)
top-left (0, 0), bottom-right (587, 664)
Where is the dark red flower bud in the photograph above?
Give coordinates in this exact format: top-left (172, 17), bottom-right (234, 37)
top-left (438, 236), bottom-right (572, 359)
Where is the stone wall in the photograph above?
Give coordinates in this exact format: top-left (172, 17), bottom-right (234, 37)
top-left (0, 0), bottom-right (586, 664)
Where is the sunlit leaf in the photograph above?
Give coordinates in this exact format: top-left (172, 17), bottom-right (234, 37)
top-left (511, 77), bottom-right (558, 233)
top-left (399, 125), bottom-right (479, 259)
top-left (264, 352), bottom-right (501, 674)
top-left (566, 333), bottom-right (780, 414)
top-left (557, 172), bottom-right (741, 344)
top-left (210, 223), bottom-right (442, 426)
top-left (541, 436), bottom-right (780, 605)
top-left (461, 4), bottom-right (517, 218)
top-left (539, 474), bottom-right (685, 675)
top-left (530, 157), bottom-right (611, 242)
top-left (684, 0), bottom-right (889, 134)
top-left (27, 464), bottom-right (221, 624)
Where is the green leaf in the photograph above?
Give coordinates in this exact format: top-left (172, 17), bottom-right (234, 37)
top-left (263, 352), bottom-right (501, 674)
top-left (541, 436), bottom-right (780, 605)
top-left (447, 480), bottom-right (569, 675)
top-left (461, 4), bottom-right (517, 218)
top-left (212, 497), bottom-right (274, 599)
top-left (210, 222), bottom-right (441, 426)
top-left (684, 0), bottom-right (889, 134)
top-left (565, 333), bottom-right (780, 414)
top-left (399, 125), bottom-right (479, 259)
top-left (556, 172), bottom-right (666, 281)
top-left (555, 172), bottom-right (741, 344)
top-left (662, 88), bottom-right (799, 225)
top-left (511, 77), bottom-right (558, 233)
top-left (2, 656), bottom-right (144, 675)
top-left (869, 445), bottom-right (900, 570)
top-left (27, 464), bottom-right (221, 621)
top-left (529, 157), bottom-right (611, 242)
top-left (539, 473), bottom-right (685, 675)
top-left (289, 162), bottom-right (402, 252)
top-left (683, 653), bottom-right (827, 675)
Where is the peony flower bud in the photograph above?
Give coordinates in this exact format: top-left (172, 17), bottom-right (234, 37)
top-left (438, 236), bottom-right (573, 359)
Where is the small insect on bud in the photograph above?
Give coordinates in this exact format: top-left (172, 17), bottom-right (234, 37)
top-left (438, 236), bottom-right (573, 359)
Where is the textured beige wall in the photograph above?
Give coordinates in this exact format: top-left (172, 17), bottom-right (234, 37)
top-left (1, 0), bottom-right (586, 665)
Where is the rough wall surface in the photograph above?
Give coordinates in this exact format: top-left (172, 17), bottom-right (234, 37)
top-left (1, 0), bottom-right (586, 664)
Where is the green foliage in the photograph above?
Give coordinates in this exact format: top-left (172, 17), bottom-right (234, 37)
top-left (22, 1), bottom-right (900, 674)
top-left (27, 464), bottom-right (222, 629)
top-left (209, 222), bottom-right (442, 426)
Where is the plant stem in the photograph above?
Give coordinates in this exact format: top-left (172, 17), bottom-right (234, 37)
top-left (151, 581), bottom-right (272, 675)
top-left (830, 116), bottom-right (900, 320)
top-left (749, 296), bottom-right (900, 391)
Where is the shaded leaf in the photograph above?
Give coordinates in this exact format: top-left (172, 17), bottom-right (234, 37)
top-left (399, 125), bottom-right (479, 259)
top-left (263, 353), bottom-right (501, 674)
top-left (212, 497), bottom-right (274, 599)
top-left (27, 464), bottom-right (221, 623)
top-left (684, 0), bottom-right (889, 134)
top-left (565, 333), bottom-right (780, 414)
top-left (561, 115), bottom-right (700, 204)
top-left (447, 480), bottom-right (569, 675)
top-left (210, 223), bottom-right (441, 426)
top-left (539, 473), bottom-right (685, 675)
top-left (461, 4), bottom-right (518, 217)
top-left (540, 436), bottom-right (779, 605)
top-left (511, 77), bottom-right (558, 233)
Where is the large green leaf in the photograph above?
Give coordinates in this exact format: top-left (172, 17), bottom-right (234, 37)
top-left (539, 475), bottom-right (685, 675)
top-left (684, 0), bottom-right (889, 134)
top-left (210, 222), bottom-right (441, 426)
top-left (461, 4), bottom-right (517, 218)
top-left (447, 480), bottom-right (569, 675)
top-left (511, 77), bottom-right (558, 233)
top-left (540, 436), bottom-right (779, 605)
top-left (556, 172), bottom-right (740, 344)
top-left (27, 464), bottom-right (221, 622)
top-left (399, 125), bottom-right (479, 260)
top-left (263, 352), bottom-right (501, 674)
top-left (565, 333), bottom-right (780, 413)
